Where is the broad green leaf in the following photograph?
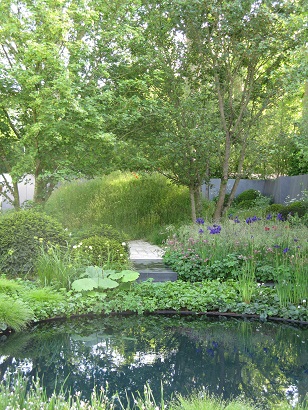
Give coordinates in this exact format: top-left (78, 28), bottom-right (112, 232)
top-left (120, 270), bottom-right (140, 282)
top-left (72, 278), bottom-right (98, 292)
top-left (109, 272), bottom-right (125, 280)
top-left (85, 266), bottom-right (103, 279)
top-left (103, 269), bottom-right (116, 277)
top-left (97, 278), bottom-right (119, 289)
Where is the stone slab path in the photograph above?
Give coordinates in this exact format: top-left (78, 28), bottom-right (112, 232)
top-left (128, 240), bottom-right (177, 282)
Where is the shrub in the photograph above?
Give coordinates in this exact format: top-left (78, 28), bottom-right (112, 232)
top-left (71, 224), bottom-right (129, 248)
top-left (0, 210), bottom-right (68, 276)
top-left (265, 203), bottom-right (286, 215)
top-left (281, 201), bottom-right (308, 219)
top-left (72, 236), bottom-right (129, 268)
top-left (236, 199), bottom-right (257, 209)
top-left (234, 189), bottom-right (261, 204)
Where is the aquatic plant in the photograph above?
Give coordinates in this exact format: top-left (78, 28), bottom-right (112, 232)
top-left (71, 266), bottom-right (139, 292)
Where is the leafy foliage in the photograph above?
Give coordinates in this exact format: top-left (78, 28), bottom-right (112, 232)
top-left (234, 189), bottom-right (261, 204)
top-left (0, 211), bottom-right (68, 275)
top-left (71, 224), bottom-right (129, 248)
top-left (71, 266), bottom-right (139, 292)
top-left (281, 201), bottom-right (308, 219)
top-left (72, 236), bottom-right (129, 268)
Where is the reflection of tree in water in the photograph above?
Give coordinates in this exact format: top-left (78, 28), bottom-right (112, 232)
top-left (0, 316), bottom-right (307, 409)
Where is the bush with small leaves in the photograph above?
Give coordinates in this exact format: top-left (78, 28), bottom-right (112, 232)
top-left (281, 201), bottom-right (308, 220)
top-left (72, 236), bottom-right (129, 268)
top-left (265, 203), bottom-right (286, 215)
top-left (234, 189), bottom-right (261, 204)
top-left (0, 210), bottom-right (68, 276)
top-left (236, 199), bottom-right (257, 209)
top-left (70, 224), bottom-right (129, 252)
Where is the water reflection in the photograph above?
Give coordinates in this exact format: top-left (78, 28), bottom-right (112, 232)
top-left (0, 315), bottom-right (307, 409)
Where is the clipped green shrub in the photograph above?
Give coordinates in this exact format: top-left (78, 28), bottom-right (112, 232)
top-left (71, 224), bottom-right (129, 248)
top-left (281, 201), bottom-right (308, 219)
top-left (0, 210), bottom-right (68, 276)
top-left (265, 203), bottom-right (286, 215)
top-left (236, 199), bottom-right (257, 209)
top-left (234, 189), bottom-right (261, 204)
top-left (72, 236), bottom-right (129, 268)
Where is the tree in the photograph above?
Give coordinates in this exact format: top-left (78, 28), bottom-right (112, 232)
top-left (99, 1), bottom-right (222, 221)
top-left (0, 0), bottom-right (135, 207)
top-left (168, 0), bottom-right (304, 219)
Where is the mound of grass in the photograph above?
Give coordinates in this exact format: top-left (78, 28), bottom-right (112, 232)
top-left (45, 172), bottom-right (191, 240)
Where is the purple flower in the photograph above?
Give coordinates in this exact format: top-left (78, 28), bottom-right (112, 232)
top-left (208, 224), bottom-right (221, 234)
top-left (277, 213), bottom-right (284, 221)
top-left (196, 218), bottom-right (205, 225)
top-left (234, 216), bottom-right (240, 223)
top-left (266, 214), bottom-right (272, 220)
top-left (246, 215), bottom-right (261, 224)
top-left (283, 247), bottom-right (289, 253)
top-left (198, 228), bottom-right (204, 234)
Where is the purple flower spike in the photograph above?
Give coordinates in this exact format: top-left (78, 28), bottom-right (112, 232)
top-left (196, 218), bottom-right (205, 225)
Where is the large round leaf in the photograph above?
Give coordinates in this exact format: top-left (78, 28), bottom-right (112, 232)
top-left (120, 270), bottom-right (140, 282)
top-left (97, 278), bottom-right (119, 289)
top-left (72, 278), bottom-right (98, 291)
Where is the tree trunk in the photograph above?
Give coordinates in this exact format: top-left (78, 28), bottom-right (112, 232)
top-left (12, 181), bottom-right (21, 209)
top-left (195, 184), bottom-right (203, 217)
top-left (0, 173), bottom-right (20, 210)
top-left (213, 131), bottom-right (231, 221)
top-left (224, 139), bottom-right (247, 214)
top-left (34, 177), bottom-right (48, 203)
top-left (190, 185), bottom-right (197, 222)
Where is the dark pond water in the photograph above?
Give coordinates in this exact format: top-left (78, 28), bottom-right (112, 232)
top-left (0, 315), bottom-right (307, 409)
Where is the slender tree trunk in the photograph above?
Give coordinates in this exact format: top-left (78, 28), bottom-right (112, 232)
top-left (190, 185), bottom-right (197, 222)
top-left (12, 181), bottom-right (20, 209)
top-left (224, 139), bottom-right (247, 213)
top-left (195, 184), bottom-right (203, 217)
top-left (213, 131), bottom-right (231, 221)
top-left (204, 160), bottom-right (210, 200)
top-left (0, 173), bottom-right (21, 209)
top-left (34, 177), bottom-right (47, 203)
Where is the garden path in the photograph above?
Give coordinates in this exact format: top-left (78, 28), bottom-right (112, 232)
top-left (128, 240), bottom-right (177, 282)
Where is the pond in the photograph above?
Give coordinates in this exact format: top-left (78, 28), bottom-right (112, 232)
top-left (0, 315), bottom-right (307, 409)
